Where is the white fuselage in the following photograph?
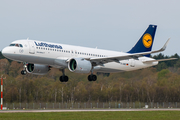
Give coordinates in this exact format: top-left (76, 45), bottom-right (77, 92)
top-left (2, 39), bottom-right (158, 73)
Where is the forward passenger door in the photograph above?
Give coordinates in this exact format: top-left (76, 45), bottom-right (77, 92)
top-left (28, 41), bottom-right (35, 54)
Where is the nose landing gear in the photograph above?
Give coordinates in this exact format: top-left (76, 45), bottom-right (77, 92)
top-left (21, 62), bottom-right (27, 75)
top-left (21, 70), bottom-right (27, 75)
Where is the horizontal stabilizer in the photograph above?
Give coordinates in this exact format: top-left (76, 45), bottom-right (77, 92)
top-left (143, 58), bottom-right (177, 63)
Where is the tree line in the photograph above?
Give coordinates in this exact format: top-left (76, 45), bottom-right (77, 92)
top-left (0, 52), bottom-right (180, 103)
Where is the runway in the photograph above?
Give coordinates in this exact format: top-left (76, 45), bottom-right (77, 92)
top-left (1, 109), bottom-right (180, 113)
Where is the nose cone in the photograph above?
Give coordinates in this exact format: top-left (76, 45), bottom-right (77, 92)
top-left (2, 47), bottom-right (8, 57)
top-left (2, 47), bottom-right (12, 58)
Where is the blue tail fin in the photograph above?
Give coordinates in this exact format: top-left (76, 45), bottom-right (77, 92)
top-left (128, 25), bottom-right (157, 57)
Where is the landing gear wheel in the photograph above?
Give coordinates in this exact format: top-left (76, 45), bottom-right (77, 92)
top-left (88, 75), bottom-right (92, 81)
top-left (64, 76), bottom-right (68, 82)
top-left (21, 70), bottom-right (26, 75)
top-left (92, 75), bottom-right (97, 81)
top-left (88, 75), bottom-right (97, 81)
top-left (59, 75), bottom-right (69, 82)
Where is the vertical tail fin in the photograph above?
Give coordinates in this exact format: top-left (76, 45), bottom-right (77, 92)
top-left (128, 25), bottom-right (157, 57)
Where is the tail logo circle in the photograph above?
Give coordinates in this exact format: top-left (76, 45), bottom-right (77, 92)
top-left (142, 33), bottom-right (152, 48)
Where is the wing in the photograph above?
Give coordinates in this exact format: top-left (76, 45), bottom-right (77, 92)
top-left (87, 39), bottom-right (170, 66)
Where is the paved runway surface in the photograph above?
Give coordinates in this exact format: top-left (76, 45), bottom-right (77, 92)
top-left (1, 109), bottom-right (180, 113)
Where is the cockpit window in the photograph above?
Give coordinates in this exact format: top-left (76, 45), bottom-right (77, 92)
top-left (9, 44), bottom-right (15, 46)
top-left (19, 44), bottom-right (23, 47)
top-left (9, 43), bottom-right (23, 48)
top-left (15, 44), bottom-right (19, 47)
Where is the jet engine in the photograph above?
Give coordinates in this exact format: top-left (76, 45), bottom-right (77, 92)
top-left (26, 63), bottom-right (50, 75)
top-left (68, 58), bottom-right (92, 73)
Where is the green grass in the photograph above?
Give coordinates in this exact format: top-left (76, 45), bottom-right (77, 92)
top-left (0, 111), bottom-right (180, 120)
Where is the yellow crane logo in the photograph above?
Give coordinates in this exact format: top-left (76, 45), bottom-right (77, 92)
top-left (142, 33), bottom-right (152, 48)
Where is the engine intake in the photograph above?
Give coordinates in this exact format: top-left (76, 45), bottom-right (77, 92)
top-left (26, 63), bottom-right (50, 75)
top-left (68, 58), bottom-right (92, 73)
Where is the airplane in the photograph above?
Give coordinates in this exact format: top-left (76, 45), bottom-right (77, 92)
top-left (1, 25), bottom-right (176, 82)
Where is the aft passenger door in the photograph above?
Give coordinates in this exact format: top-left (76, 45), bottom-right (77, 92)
top-left (28, 41), bottom-right (35, 54)
top-left (130, 59), bottom-right (135, 67)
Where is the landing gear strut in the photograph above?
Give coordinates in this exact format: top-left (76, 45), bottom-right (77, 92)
top-left (59, 69), bottom-right (69, 82)
top-left (21, 62), bottom-right (27, 75)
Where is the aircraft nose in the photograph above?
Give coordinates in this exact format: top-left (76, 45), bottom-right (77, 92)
top-left (2, 47), bottom-right (9, 57)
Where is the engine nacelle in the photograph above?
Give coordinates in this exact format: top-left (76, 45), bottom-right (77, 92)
top-left (26, 63), bottom-right (50, 75)
top-left (68, 58), bottom-right (92, 73)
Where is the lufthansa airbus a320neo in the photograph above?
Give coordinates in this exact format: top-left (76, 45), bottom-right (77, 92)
top-left (2, 25), bottom-right (176, 82)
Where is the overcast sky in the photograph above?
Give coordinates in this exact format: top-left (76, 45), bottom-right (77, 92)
top-left (0, 0), bottom-right (179, 56)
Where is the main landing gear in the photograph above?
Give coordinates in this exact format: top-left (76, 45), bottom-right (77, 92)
top-left (88, 69), bottom-right (97, 81)
top-left (21, 63), bottom-right (27, 75)
top-left (59, 69), bottom-right (97, 82)
top-left (88, 74), bottom-right (97, 81)
top-left (59, 69), bottom-right (69, 82)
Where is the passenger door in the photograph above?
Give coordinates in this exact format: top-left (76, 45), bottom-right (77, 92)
top-left (28, 41), bottom-right (35, 54)
top-left (130, 59), bottom-right (135, 67)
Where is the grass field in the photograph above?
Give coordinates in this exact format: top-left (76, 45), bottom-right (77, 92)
top-left (0, 111), bottom-right (180, 120)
